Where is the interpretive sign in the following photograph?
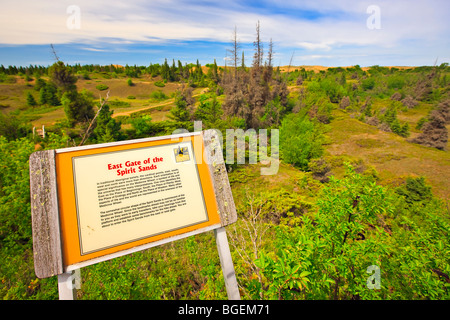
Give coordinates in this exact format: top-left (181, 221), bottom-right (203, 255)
top-left (29, 130), bottom-right (239, 299)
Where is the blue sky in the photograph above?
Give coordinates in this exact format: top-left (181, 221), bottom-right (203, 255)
top-left (0, 0), bottom-right (449, 67)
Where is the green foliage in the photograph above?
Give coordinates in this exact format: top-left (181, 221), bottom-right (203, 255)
top-left (80, 71), bottom-right (91, 80)
top-left (249, 165), bottom-right (450, 300)
top-left (320, 78), bottom-right (346, 103)
top-left (0, 137), bottom-right (37, 299)
top-left (0, 113), bottom-right (31, 141)
top-left (48, 61), bottom-right (77, 93)
top-left (381, 103), bottom-right (410, 137)
top-left (38, 82), bottom-right (60, 106)
top-left (92, 104), bottom-right (123, 143)
top-left (33, 78), bottom-right (46, 92)
top-left (396, 177), bottom-right (432, 205)
top-left (416, 116), bottom-right (428, 129)
top-left (154, 80), bottom-right (165, 87)
top-left (0, 73), bottom-right (17, 83)
top-left (261, 97), bottom-right (285, 127)
top-left (280, 113), bottom-right (324, 170)
top-left (26, 92), bottom-right (37, 107)
top-left (0, 137), bottom-right (34, 249)
top-left (41, 132), bottom-right (71, 150)
top-left (362, 77), bottom-right (375, 90)
top-left (130, 115), bottom-right (153, 137)
top-left (193, 93), bottom-right (224, 129)
top-left (149, 90), bottom-right (168, 101)
top-left (0, 62), bottom-right (449, 300)
top-left (62, 90), bottom-right (95, 126)
top-left (387, 76), bottom-right (405, 90)
top-left (168, 89), bottom-right (193, 123)
top-left (108, 99), bottom-right (131, 108)
top-left (127, 78), bottom-right (133, 86)
top-left (236, 188), bottom-right (313, 226)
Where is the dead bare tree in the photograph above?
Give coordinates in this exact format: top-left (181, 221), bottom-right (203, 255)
top-left (50, 44), bottom-right (60, 62)
top-left (227, 25), bottom-right (241, 78)
top-left (227, 191), bottom-right (271, 299)
top-left (411, 98), bottom-right (449, 150)
top-left (287, 50), bottom-right (295, 73)
top-left (252, 20), bottom-right (264, 72)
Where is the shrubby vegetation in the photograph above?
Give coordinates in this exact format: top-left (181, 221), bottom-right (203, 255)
top-left (0, 27), bottom-right (449, 300)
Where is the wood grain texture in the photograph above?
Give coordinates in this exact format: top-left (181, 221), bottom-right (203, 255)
top-left (202, 129), bottom-right (237, 226)
top-left (29, 150), bottom-right (63, 278)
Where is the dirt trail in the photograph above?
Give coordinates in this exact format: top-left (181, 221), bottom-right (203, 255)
top-left (112, 89), bottom-right (209, 118)
top-left (112, 99), bottom-right (175, 118)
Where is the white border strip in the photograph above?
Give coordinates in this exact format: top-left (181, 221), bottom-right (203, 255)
top-left (56, 131), bottom-right (201, 154)
top-left (65, 223), bottom-right (222, 272)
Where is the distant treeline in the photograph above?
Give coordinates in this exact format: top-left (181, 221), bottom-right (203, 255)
top-left (1, 61), bottom-right (448, 78)
top-left (0, 60), bottom-right (214, 81)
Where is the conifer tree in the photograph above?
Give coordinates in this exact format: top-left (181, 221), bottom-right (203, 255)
top-left (26, 92), bottom-right (37, 107)
top-left (93, 104), bottom-right (122, 143)
top-left (169, 86), bottom-right (194, 123)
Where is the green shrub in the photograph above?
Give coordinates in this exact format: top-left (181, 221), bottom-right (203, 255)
top-left (149, 90), bottom-right (168, 101)
top-left (252, 165), bottom-right (450, 300)
top-left (320, 79), bottom-right (346, 103)
top-left (95, 84), bottom-right (109, 91)
top-left (361, 77), bottom-right (375, 90)
top-left (154, 81), bottom-right (165, 87)
top-left (387, 76), bottom-right (405, 90)
top-left (280, 113), bottom-right (324, 170)
top-left (396, 176), bottom-right (432, 205)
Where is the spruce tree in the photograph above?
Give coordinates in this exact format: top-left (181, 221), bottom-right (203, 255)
top-left (93, 104), bottom-right (122, 143)
top-left (169, 87), bottom-right (194, 123)
top-left (48, 61), bottom-right (77, 93)
top-left (26, 92), bottom-right (37, 107)
top-left (38, 87), bottom-right (47, 105)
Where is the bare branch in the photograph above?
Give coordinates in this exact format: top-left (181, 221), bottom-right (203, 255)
top-left (50, 44), bottom-right (60, 62)
top-left (287, 50), bottom-right (295, 73)
top-left (79, 90), bottom-right (110, 146)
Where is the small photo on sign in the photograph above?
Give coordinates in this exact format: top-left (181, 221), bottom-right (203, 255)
top-left (174, 146), bottom-right (190, 163)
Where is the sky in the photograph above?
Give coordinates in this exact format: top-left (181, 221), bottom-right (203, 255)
top-left (0, 0), bottom-right (449, 67)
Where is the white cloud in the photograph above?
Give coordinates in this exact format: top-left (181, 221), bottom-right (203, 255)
top-left (0, 0), bottom-right (448, 66)
top-left (297, 42), bottom-right (333, 51)
top-left (0, 0), bottom-right (445, 46)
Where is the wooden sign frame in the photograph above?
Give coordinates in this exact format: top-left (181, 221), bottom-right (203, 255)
top-left (29, 129), bottom-right (239, 300)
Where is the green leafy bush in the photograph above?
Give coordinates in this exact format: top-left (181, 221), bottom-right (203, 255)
top-left (149, 90), bottom-right (168, 101)
top-left (396, 176), bottom-right (432, 205)
top-left (249, 165), bottom-right (450, 300)
top-left (362, 77), bottom-right (375, 90)
top-left (280, 113), bottom-right (324, 170)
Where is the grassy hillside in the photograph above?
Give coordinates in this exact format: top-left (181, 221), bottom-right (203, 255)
top-left (327, 109), bottom-right (450, 199)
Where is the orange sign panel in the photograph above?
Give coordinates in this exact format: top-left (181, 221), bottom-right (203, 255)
top-left (55, 135), bottom-right (220, 267)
